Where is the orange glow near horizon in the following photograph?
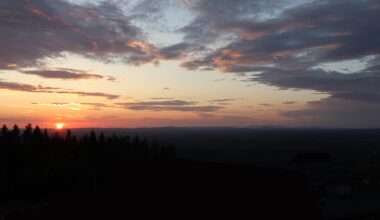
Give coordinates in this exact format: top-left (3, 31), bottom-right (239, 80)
top-left (55, 123), bottom-right (64, 129)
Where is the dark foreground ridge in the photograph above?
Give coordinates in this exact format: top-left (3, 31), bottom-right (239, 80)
top-left (4, 160), bottom-right (322, 220)
top-left (0, 124), bottom-right (322, 219)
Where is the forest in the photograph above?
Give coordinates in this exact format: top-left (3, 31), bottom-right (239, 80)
top-left (0, 124), bottom-right (177, 200)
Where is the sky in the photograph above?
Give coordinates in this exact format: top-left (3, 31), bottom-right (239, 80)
top-left (0, 0), bottom-right (379, 128)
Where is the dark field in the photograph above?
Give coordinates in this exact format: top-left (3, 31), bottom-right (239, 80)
top-left (70, 128), bottom-right (380, 166)
top-left (1, 127), bottom-right (380, 219)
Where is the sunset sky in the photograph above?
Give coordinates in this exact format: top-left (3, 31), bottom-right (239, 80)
top-left (0, 0), bottom-right (379, 128)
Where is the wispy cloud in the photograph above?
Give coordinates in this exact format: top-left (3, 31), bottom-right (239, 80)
top-left (209, 99), bottom-right (237, 102)
top-left (0, 80), bottom-right (40, 92)
top-left (31, 102), bottom-right (114, 110)
top-left (259, 103), bottom-right (273, 107)
top-left (80, 102), bottom-right (113, 110)
top-left (150, 97), bottom-right (174, 100)
top-left (0, 80), bottom-right (119, 99)
top-left (208, 98), bottom-right (237, 105)
top-left (55, 91), bottom-right (119, 100)
top-left (283, 101), bottom-right (296, 105)
top-left (281, 98), bottom-right (380, 128)
top-left (106, 76), bottom-right (118, 82)
top-left (115, 100), bottom-right (223, 112)
top-left (20, 68), bottom-right (103, 80)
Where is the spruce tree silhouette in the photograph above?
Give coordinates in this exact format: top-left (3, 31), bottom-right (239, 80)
top-left (89, 130), bottom-right (97, 146)
top-left (99, 132), bottom-right (106, 146)
top-left (22, 124), bottom-right (33, 147)
top-left (11, 125), bottom-right (21, 146)
top-left (1, 125), bottom-right (9, 147)
top-left (0, 124), bottom-right (178, 202)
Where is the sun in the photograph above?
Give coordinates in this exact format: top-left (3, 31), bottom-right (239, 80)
top-left (55, 123), bottom-right (64, 129)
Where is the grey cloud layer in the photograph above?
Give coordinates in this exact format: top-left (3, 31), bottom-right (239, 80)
top-left (0, 0), bottom-right (204, 70)
top-left (173, 0), bottom-right (380, 126)
top-left (251, 65), bottom-right (380, 104)
top-left (115, 100), bottom-right (223, 112)
top-left (181, 0), bottom-right (380, 72)
top-left (21, 68), bottom-right (103, 80)
top-left (281, 98), bottom-right (380, 128)
top-left (2, 0), bottom-right (380, 127)
top-left (0, 80), bottom-right (119, 99)
top-left (31, 100), bottom-right (223, 113)
top-left (0, 0), bottom-right (159, 69)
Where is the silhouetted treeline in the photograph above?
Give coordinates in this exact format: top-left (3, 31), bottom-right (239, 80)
top-left (0, 124), bottom-right (176, 199)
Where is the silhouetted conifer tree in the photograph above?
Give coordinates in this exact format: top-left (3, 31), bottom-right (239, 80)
top-left (32, 126), bottom-right (43, 146)
top-left (11, 125), bottom-right (21, 146)
top-left (65, 130), bottom-right (72, 144)
top-left (99, 132), bottom-right (106, 146)
top-left (89, 130), bottom-right (97, 145)
top-left (0, 125), bottom-right (9, 145)
top-left (22, 123), bottom-right (33, 147)
top-left (0, 124), bottom-right (177, 197)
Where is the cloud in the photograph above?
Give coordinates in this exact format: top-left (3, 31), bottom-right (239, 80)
top-left (20, 68), bottom-right (103, 80)
top-left (31, 102), bottom-right (114, 110)
top-left (0, 80), bottom-right (40, 92)
top-left (0, 79), bottom-right (119, 99)
top-left (179, 0), bottom-right (380, 76)
top-left (88, 114), bottom-right (256, 127)
top-left (174, 0), bottom-right (380, 127)
top-left (181, 0), bottom-right (380, 60)
top-left (31, 102), bottom-right (70, 107)
top-left (31, 99), bottom-right (222, 112)
top-left (179, 0), bottom-right (291, 44)
top-left (106, 76), bottom-right (118, 82)
top-left (55, 91), bottom-right (119, 100)
top-left (0, 116), bottom-right (45, 125)
top-left (80, 102), bottom-right (113, 110)
top-left (2, 0), bottom-right (380, 127)
top-left (0, 0), bottom-right (210, 69)
top-left (251, 66), bottom-right (380, 105)
top-left (30, 102), bottom-right (82, 111)
top-left (0, 0), bottom-right (159, 69)
top-left (213, 78), bottom-right (225, 82)
top-left (126, 105), bottom-right (222, 112)
top-left (115, 100), bottom-right (223, 112)
top-left (281, 98), bottom-right (380, 128)
top-left (209, 99), bottom-right (237, 102)
top-left (208, 98), bottom-right (237, 105)
top-left (283, 101), bottom-right (296, 105)
top-left (259, 103), bottom-right (273, 107)
top-left (129, 0), bottom-right (172, 22)
top-left (177, 0), bottom-right (380, 107)
top-left (150, 97), bottom-right (174, 100)
top-left (118, 100), bottom-right (196, 106)
top-left (157, 43), bottom-right (204, 59)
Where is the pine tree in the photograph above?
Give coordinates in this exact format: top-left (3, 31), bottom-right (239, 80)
top-left (0, 125), bottom-right (9, 145)
top-left (99, 132), bottom-right (106, 146)
top-left (89, 130), bottom-right (97, 146)
top-left (65, 130), bottom-right (72, 144)
top-left (22, 123), bottom-right (33, 146)
top-left (32, 126), bottom-right (43, 146)
top-left (11, 124), bottom-right (21, 146)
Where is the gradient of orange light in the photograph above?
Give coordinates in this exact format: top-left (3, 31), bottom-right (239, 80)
top-left (55, 123), bottom-right (64, 129)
